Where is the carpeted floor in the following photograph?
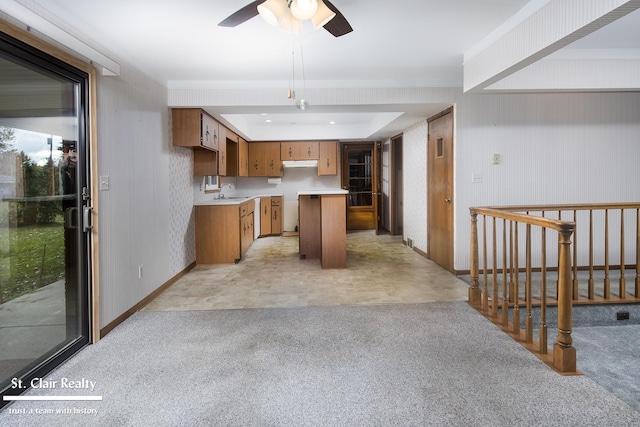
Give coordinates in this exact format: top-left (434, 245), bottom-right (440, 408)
top-left (1, 301), bottom-right (639, 426)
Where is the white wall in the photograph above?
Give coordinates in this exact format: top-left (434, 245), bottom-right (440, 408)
top-left (399, 90), bottom-right (640, 272)
top-left (96, 64), bottom-right (194, 327)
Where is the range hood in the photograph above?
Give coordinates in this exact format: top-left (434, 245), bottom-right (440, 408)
top-left (282, 160), bottom-right (318, 168)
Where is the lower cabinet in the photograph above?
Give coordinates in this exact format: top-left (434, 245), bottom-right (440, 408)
top-left (260, 196), bottom-right (272, 236)
top-left (195, 200), bottom-right (255, 264)
top-left (271, 196), bottom-right (283, 235)
top-left (259, 196), bottom-right (283, 236)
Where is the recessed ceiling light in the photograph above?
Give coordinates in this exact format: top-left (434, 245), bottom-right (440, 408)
top-left (329, 121), bottom-right (336, 125)
top-left (265, 119), bottom-right (272, 123)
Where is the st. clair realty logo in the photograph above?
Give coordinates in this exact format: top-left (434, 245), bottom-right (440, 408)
top-left (11, 377), bottom-right (97, 392)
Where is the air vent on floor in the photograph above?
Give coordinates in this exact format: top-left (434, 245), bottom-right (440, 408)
top-left (407, 238), bottom-right (413, 248)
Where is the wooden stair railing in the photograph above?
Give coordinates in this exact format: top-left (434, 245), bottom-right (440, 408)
top-left (468, 203), bottom-right (640, 374)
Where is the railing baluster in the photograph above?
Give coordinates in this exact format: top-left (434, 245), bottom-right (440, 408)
top-left (620, 209), bottom-right (626, 299)
top-left (540, 227), bottom-right (548, 354)
top-left (513, 221), bottom-right (520, 335)
top-left (588, 209), bottom-right (595, 300)
top-left (492, 217), bottom-right (498, 318)
top-left (482, 215), bottom-right (489, 312)
top-left (604, 209), bottom-right (610, 299)
top-left (572, 210), bottom-right (579, 300)
top-left (636, 208), bottom-right (640, 298)
top-left (502, 219), bottom-right (509, 326)
top-left (525, 224), bottom-right (533, 343)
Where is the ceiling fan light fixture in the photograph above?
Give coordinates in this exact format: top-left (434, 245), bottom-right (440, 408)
top-left (290, 0), bottom-right (319, 21)
top-left (279, 9), bottom-right (302, 33)
top-left (257, 0), bottom-right (288, 26)
top-left (311, 0), bottom-right (336, 29)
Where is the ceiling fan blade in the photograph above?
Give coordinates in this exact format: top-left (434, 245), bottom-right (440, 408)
top-left (322, 0), bottom-right (353, 37)
top-left (218, 1), bottom-right (263, 27)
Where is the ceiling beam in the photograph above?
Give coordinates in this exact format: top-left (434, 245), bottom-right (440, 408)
top-left (463, 0), bottom-right (640, 93)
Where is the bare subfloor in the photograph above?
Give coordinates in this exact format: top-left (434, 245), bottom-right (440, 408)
top-left (143, 230), bottom-right (470, 311)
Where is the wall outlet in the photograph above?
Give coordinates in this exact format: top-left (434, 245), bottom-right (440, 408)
top-left (617, 311), bottom-right (630, 320)
top-left (472, 173), bottom-right (483, 183)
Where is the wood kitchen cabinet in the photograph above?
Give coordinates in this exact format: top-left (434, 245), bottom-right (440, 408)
top-left (281, 141), bottom-right (319, 160)
top-left (172, 108), bottom-right (219, 151)
top-left (259, 196), bottom-right (271, 236)
top-left (238, 137), bottom-right (249, 177)
top-left (318, 140), bottom-right (338, 175)
top-left (258, 195), bottom-right (283, 236)
top-left (270, 196), bottom-right (283, 235)
top-left (249, 142), bottom-right (282, 177)
top-left (195, 199), bottom-right (255, 264)
top-left (218, 126), bottom-right (228, 176)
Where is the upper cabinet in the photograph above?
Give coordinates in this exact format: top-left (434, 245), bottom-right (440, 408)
top-left (281, 141), bottom-right (319, 160)
top-left (172, 108), bottom-right (219, 151)
top-left (318, 140), bottom-right (338, 175)
top-left (249, 142), bottom-right (282, 177)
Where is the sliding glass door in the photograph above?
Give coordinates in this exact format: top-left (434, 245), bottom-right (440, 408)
top-left (0, 31), bottom-right (91, 408)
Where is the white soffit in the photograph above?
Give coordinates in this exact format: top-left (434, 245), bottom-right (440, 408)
top-left (221, 111), bottom-right (404, 141)
top-left (463, 0), bottom-right (640, 93)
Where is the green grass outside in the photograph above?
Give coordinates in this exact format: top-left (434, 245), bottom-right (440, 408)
top-left (0, 218), bottom-right (65, 303)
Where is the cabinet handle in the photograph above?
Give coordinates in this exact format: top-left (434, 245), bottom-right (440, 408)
top-left (274, 210), bottom-right (277, 220)
top-left (270, 160), bottom-right (274, 169)
top-left (264, 206), bottom-right (267, 215)
top-left (288, 147), bottom-right (292, 158)
top-left (254, 160), bottom-right (258, 170)
top-left (327, 158), bottom-right (330, 168)
top-left (307, 147), bottom-right (311, 157)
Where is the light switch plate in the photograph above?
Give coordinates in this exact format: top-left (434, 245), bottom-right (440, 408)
top-left (100, 175), bottom-right (110, 191)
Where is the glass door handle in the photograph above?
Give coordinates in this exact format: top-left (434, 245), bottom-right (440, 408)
top-left (83, 206), bottom-right (94, 232)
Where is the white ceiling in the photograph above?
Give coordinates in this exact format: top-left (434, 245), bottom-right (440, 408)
top-left (3, 0), bottom-right (639, 140)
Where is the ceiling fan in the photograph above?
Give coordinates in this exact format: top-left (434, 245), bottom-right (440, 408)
top-left (219, 0), bottom-right (353, 37)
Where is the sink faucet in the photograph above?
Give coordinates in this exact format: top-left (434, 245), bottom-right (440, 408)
top-left (219, 183), bottom-right (233, 199)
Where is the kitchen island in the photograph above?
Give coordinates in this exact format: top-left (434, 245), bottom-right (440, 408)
top-left (298, 189), bottom-right (348, 269)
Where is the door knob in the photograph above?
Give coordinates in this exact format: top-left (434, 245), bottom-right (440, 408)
top-left (445, 198), bottom-right (451, 203)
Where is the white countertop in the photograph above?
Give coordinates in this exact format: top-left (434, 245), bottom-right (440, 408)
top-left (297, 189), bottom-right (348, 196)
top-left (194, 194), bottom-right (283, 206)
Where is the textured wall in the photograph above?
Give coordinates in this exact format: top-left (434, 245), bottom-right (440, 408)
top-left (402, 120), bottom-right (429, 252)
top-left (96, 65), bottom-right (194, 327)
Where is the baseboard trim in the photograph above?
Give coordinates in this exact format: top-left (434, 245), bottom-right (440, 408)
top-left (413, 246), bottom-right (428, 259)
top-left (99, 261), bottom-right (197, 339)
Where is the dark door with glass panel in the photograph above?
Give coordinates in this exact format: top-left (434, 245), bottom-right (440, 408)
top-left (342, 142), bottom-right (378, 230)
top-left (0, 32), bottom-right (91, 408)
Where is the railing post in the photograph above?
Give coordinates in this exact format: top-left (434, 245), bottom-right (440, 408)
top-left (469, 210), bottom-right (482, 307)
top-left (553, 226), bottom-right (577, 373)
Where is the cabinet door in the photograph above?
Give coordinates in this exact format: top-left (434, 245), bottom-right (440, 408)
top-left (260, 197), bottom-right (272, 236)
top-left (271, 197), bottom-right (283, 235)
top-left (265, 142), bottom-right (282, 177)
top-left (281, 141), bottom-right (319, 160)
top-left (249, 142), bottom-right (282, 177)
top-left (218, 126), bottom-right (227, 176)
top-left (318, 140), bottom-right (338, 175)
top-left (201, 113), bottom-right (219, 150)
top-left (248, 142), bottom-right (266, 176)
top-left (238, 137), bottom-right (248, 177)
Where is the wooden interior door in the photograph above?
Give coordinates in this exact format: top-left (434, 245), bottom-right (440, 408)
top-left (427, 108), bottom-right (454, 272)
top-left (342, 142), bottom-right (377, 230)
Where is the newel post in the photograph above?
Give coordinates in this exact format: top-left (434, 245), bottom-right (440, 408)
top-left (553, 226), bottom-right (577, 373)
top-left (469, 210), bottom-right (482, 307)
